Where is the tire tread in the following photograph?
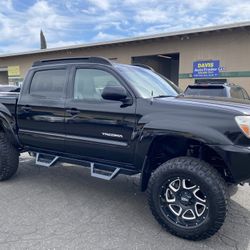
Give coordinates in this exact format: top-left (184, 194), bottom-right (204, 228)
top-left (147, 156), bottom-right (228, 240)
top-left (0, 132), bottom-right (19, 180)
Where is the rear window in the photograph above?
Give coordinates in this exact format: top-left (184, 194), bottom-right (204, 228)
top-left (30, 69), bottom-right (66, 98)
top-left (184, 86), bottom-right (227, 97)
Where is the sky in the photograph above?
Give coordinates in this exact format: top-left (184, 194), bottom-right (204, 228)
top-left (0, 0), bottom-right (250, 54)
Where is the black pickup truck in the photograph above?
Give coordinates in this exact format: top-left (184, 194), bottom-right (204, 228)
top-left (0, 57), bottom-right (249, 241)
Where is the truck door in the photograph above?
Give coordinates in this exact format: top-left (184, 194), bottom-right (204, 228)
top-left (64, 65), bottom-right (136, 166)
top-left (17, 66), bottom-right (68, 152)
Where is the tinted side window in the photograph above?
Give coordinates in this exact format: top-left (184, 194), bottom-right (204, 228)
top-left (74, 69), bottom-right (120, 101)
top-left (30, 69), bottom-right (66, 98)
top-left (230, 87), bottom-right (244, 99)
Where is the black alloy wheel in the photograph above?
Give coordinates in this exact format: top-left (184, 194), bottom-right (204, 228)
top-left (147, 157), bottom-right (228, 240)
top-left (159, 177), bottom-right (208, 228)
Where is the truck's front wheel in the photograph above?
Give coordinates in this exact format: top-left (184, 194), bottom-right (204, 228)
top-left (147, 157), bottom-right (228, 240)
top-left (0, 132), bottom-right (19, 181)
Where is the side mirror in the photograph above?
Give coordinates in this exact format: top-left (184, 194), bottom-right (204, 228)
top-left (102, 85), bottom-right (128, 101)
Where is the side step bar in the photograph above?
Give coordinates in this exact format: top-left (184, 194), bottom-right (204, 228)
top-left (90, 163), bottom-right (120, 181)
top-left (35, 153), bottom-right (59, 167)
top-left (31, 152), bottom-right (121, 180)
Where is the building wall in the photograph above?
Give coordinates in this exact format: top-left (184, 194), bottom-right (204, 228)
top-left (0, 28), bottom-right (250, 92)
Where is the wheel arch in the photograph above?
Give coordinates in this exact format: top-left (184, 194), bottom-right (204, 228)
top-left (139, 134), bottom-right (231, 192)
top-left (0, 111), bottom-right (21, 149)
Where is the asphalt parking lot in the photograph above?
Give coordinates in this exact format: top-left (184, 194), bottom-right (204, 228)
top-left (0, 153), bottom-right (249, 250)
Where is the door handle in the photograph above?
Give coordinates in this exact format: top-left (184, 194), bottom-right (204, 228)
top-left (21, 105), bottom-right (32, 112)
top-left (66, 108), bottom-right (80, 116)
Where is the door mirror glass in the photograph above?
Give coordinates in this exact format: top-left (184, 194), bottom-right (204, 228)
top-left (102, 85), bottom-right (128, 101)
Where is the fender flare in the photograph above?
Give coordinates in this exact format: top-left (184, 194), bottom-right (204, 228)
top-left (136, 119), bottom-right (233, 191)
top-left (0, 111), bottom-right (21, 149)
top-left (135, 118), bottom-right (232, 167)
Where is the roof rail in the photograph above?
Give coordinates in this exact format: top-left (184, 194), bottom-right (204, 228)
top-left (32, 57), bottom-right (113, 67)
top-left (132, 63), bottom-right (155, 71)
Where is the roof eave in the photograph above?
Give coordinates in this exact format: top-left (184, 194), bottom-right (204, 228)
top-left (1, 21), bottom-right (250, 58)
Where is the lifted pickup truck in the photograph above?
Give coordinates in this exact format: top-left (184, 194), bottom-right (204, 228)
top-left (0, 57), bottom-right (249, 240)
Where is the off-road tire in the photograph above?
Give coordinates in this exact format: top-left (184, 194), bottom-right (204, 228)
top-left (0, 132), bottom-right (19, 180)
top-left (147, 157), bottom-right (228, 240)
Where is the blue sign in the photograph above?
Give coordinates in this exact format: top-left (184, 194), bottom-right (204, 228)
top-left (193, 60), bottom-right (220, 78)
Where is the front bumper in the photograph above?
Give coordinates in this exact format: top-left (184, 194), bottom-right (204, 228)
top-left (211, 145), bottom-right (250, 184)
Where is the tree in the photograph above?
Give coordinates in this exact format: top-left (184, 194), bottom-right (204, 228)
top-left (40, 30), bottom-right (47, 49)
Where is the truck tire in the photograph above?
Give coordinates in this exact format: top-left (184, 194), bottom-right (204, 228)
top-left (0, 132), bottom-right (19, 180)
top-left (147, 156), bottom-right (228, 240)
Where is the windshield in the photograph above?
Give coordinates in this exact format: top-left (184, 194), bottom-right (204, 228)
top-left (116, 65), bottom-right (181, 98)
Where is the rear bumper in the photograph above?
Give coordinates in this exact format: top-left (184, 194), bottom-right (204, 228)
top-left (211, 145), bottom-right (250, 184)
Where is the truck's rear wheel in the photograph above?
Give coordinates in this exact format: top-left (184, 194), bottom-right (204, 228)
top-left (147, 157), bottom-right (228, 240)
top-left (0, 132), bottom-right (19, 180)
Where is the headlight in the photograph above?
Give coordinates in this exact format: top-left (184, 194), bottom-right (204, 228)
top-left (235, 116), bottom-right (250, 138)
